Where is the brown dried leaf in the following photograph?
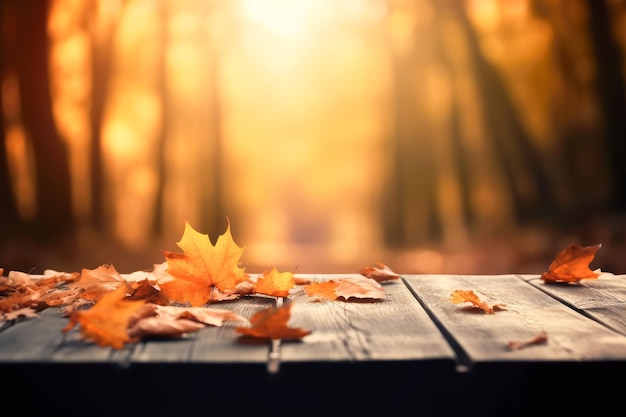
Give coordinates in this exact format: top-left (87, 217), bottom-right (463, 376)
top-left (359, 262), bottom-right (400, 283)
top-left (450, 289), bottom-right (506, 314)
top-left (541, 243), bottom-right (602, 284)
top-left (507, 330), bottom-right (548, 350)
top-left (236, 302), bottom-right (310, 340)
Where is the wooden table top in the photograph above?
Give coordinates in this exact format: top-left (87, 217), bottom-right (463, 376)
top-left (2, 273), bottom-right (625, 416)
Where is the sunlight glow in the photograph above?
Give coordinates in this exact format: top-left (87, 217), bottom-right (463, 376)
top-left (5, 127), bottom-right (37, 220)
top-left (240, 0), bottom-right (318, 39)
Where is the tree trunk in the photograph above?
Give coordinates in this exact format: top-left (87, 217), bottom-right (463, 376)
top-left (16, 0), bottom-right (74, 241)
top-left (587, 0), bottom-right (626, 211)
top-left (451, 0), bottom-right (556, 225)
top-left (0, 1), bottom-right (22, 239)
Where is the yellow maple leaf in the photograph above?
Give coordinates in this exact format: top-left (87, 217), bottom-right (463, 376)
top-left (253, 267), bottom-right (295, 297)
top-left (63, 284), bottom-right (146, 349)
top-left (160, 220), bottom-right (247, 306)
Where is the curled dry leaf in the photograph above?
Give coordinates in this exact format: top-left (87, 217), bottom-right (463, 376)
top-left (0, 269), bottom-right (80, 314)
top-left (359, 262), bottom-right (400, 283)
top-left (126, 303), bottom-right (248, 339)
top-left (541, 243), bottom-right (602, 284)
top-left (127, 278), bottom-right (170, 305)
top-left (236, 302), bottom-right (310, 340)
top-left (449, 289), bottom-right (506, 314)
top-left (70, 264), bottom-right (127, 301)
top-left (305, 276), bottom-right (385, 301)
top-left (507, 330), bottom-right (548, 351)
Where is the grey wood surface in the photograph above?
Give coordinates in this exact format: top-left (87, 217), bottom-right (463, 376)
top-left (2, 273), bottom-right (626, 417)
top-left (521, 272), bottom-right (626, 336)
top-left (2, 273), bottom-right (626, 367)
top-left (403, 274), bottom-right (626, 368)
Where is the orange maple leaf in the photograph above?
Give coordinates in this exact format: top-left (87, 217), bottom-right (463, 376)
top-left (236, 302), bottom-right (310, 340)
top-left (540, 243), bottom-right (602, 284)
top-left (63, 284), bottom-right (146, 349)
top-left (304, 280), bottom-right (338, 300)
top-left (449, 289), bottom-right (506, 314)
top-left (253, 267), bottom-right (295, 297)
top-left (359, 262), bottom-right (400, 283)
top-left (160, 220), bottom-right (247, 306)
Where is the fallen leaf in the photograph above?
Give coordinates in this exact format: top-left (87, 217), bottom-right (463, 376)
top-left (160, 220), bottom-right (247, 306)
top-left (254, 267), bottom-right (295, 297)
top-left (0, 270), bottom-right (80, 313)
top-left (304, 280), bottom-right (338, 301)
top-left (127, 278), bottom-right (170, 305)
top-left (71, 264), bottom-right (127, 301)
top-left (541, 243), bottom-right (602, 284)
top-left (507, 330), bottom-right (548, 350)
top-left (126, 303), bottom-right (248, 339)
top-left (63, 284), bottom-right (146, 349)
top-left (359, 262), bottom-right (400, 283)
top-left (449, 289), bottom-right (506, 314)
top-left (236, 302), bottom-right (310, 340)
top-left (304, 276), bottom-right (385, 301)
top-left (335, 276), bottom-right (385, 300)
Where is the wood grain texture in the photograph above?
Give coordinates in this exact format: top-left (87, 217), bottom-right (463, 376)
top-left (280, 274), bottom-right (456, 364)
top-left (403, 274), bottom-right (626, 368)
top-left (522, 272), bottom-right (626, 336)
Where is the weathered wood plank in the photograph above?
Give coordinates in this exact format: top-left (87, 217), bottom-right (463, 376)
top-left (403, 274), bottom-right (626, 369)
top-left (522, 273), bottom-right (626, 336)
top-left (279, 274), bottom-right (456, 363)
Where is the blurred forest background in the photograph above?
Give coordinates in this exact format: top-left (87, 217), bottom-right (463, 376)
top-left (2, 0), bottom-right (626, 275)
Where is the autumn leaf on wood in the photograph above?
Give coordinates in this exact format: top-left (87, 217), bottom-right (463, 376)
top-left (0, 270), bottom-right (80, 314)
top-left (336, 276), bottom-right (385, 300)
top-left (160, 220), bottom-right (247, 306)
top-left (540, 243), bottom-right (602, 284)
top-left (63, 284), bottom-right (146, 349)
top-left (1, 269), bottom-right (79, 291)
top-left (236, 302), bottom-right (310, 340)
top-left (449, 289), bottom-right (506, 314)
top-left (127, 278), bottom-right (170, 305)
top-left (304, 280), bottom-right (338, 301)
top-left (70, 264), bottom-right (127, 301)
top-left (305, 276), bottom-right (385, 301)
top-left (506, 330), bottom-right (548, 351)
top-left (359, 262), bottom-right (400, 283)
top-left (127, 303), bottom-right (248, 339)
top-left (253, 267), bottom-right (295, 297)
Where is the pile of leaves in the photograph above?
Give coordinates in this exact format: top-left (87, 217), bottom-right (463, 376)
top-left (0, 220), bottom-right (400, 349)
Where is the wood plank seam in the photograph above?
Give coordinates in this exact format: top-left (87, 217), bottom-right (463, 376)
top-left (400, 276), bottom-right (473, 372)
top-left (518, 275), bottom-right (626, 336)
